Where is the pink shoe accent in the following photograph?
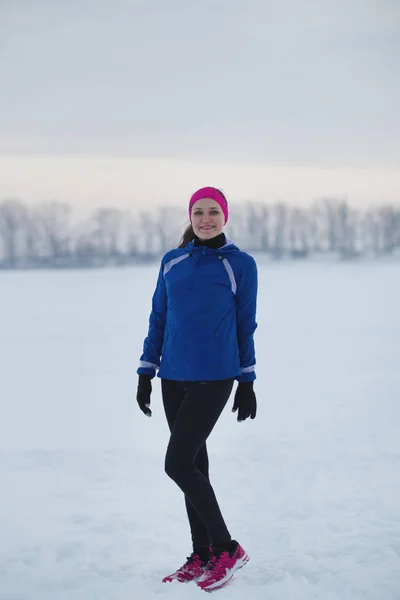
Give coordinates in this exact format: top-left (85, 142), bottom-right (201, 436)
top-left (197, 542), bottom-right (249, 591)
top-left (162, 553), bottom-right (206, 583)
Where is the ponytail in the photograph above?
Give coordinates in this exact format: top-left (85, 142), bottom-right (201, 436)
top-left (178, 224), bottom-right (194, 248)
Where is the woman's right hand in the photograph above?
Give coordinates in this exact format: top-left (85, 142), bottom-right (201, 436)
top-left (136, 374), bottom-right (152, 417)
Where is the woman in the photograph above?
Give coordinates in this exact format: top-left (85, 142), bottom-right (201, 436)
top-left (136, 186), bottom-right (258, 591)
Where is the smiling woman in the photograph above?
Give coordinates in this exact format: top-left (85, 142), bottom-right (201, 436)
top-left (179, 187), bottom-right (228, 248)
top-left (136, 185), bottom-right (258, 590)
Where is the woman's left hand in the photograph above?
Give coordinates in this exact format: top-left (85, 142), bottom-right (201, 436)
top-left (232, 382), bottom-right (257, 421)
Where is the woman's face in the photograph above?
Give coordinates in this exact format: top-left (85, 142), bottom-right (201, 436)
top-left (191, 198), bottom-right (225, 240)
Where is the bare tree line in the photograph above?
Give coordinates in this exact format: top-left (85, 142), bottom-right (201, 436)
top-left (0, 197), bottom-right (399, 269)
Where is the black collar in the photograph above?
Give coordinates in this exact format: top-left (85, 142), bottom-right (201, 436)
top-left (193, 233), bottom-right (226, 249)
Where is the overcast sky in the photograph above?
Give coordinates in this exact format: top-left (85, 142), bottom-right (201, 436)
top-left (0, 0), bottom-right (399, 214)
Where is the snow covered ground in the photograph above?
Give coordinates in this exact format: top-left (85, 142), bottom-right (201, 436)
top-left (0, 261), bottom-right (399, 600)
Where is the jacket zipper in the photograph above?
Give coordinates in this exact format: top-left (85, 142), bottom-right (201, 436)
top-left (188, 247), bottom-right (206, 289)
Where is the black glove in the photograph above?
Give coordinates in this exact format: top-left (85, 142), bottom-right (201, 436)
top-left (232, 381), bottom-right (257, 421)
top-left (136, 374), bottom-right (152, 417)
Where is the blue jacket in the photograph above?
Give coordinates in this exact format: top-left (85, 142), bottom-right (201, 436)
top-left (137, 239), bottom-right (258, 382)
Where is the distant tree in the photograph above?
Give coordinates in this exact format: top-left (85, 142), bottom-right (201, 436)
top-left (362, 206), bottom-right (399, 255)
top-left (138, 211), bottom-right (157, 257)
top-left (91, 207), bottom-right (123, 258)
top-left (24, 208), bottom-right (44, 266)
top-left (362, 209), bottom-right (379, 254)
top-left (308, 202), bottom-right (324, 252)
top-left (74, 226), bottom-right (102, 266)
top-left (271, 202), bottom-right (288, 258)
top-left (289, 207), bottom-right (309, 258)
top-left (123, 211), bottom-right (140, 258)
top-left (378, 205), bottom-right (398, 254)
top-left (245, 203), bottom-right (270, 252)
top-left (259, 204), bottom-right (270, 252)
top-left (36, 201), bottom-right (72, 264)
top-left (0, 198), bottom-right (27, 267)
top-left (224, 206), bottom-right (242, 247)
top-left (394, 209), bottom-right (400, 250)
top-left (317, 198), bottom-right (343, 252)
top-left (336, 201), bottom-right (361, 259)
top-left (153, 206), bottom-right (186, 253)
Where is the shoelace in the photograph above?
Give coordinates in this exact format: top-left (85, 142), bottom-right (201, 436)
top-left (205, 551), bottom-right (226, 573)
top-left (179, 553), bottom-right (201, 571)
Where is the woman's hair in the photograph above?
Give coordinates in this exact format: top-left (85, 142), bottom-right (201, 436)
top-left (178, 188), bottom-right (228, 248)
top-left (178, 224), bottom-right (194, 248)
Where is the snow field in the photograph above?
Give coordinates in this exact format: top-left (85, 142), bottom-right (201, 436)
top-left (0, 262), bottom-right (399, 599)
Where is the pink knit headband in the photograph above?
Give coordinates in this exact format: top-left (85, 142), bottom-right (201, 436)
top-left (188, 187), bottom-right (228, 224)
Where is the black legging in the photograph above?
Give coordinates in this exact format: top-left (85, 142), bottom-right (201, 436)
top-left (161, 378), bottom-right (234, 551)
